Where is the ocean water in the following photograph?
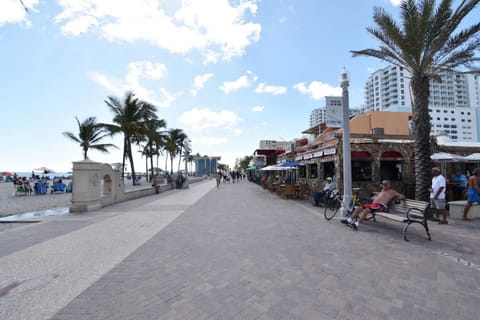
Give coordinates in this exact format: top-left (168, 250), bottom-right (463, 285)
top-left (12, 172), bottom-right (71, 179)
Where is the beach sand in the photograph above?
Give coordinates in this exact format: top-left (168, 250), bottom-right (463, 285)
top-left (0, 180), bottom-right (73, 218)
top-left (0, 178), bottom-right (149, 218)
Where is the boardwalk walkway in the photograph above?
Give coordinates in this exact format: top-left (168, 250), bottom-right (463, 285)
top-left (1, 179), bottom-right (479, 319)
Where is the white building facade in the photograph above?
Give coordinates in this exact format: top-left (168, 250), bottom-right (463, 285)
top-left (364, 65), bottom-right (480, 142)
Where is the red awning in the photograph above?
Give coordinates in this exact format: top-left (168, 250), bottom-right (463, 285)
top-left (351, 151), bottom-right (371, 158)
top-left (296, 138), bottom-right (308, 146)
top-left (381, 151), bottom-right (402, 158)
top-left (255, 149), bottom-right (285, 156)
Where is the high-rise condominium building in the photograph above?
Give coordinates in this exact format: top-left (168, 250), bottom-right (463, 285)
top-left (364, 65), bottom-right (480, 142)
top-left (309, 107), bottom-right (325, 127)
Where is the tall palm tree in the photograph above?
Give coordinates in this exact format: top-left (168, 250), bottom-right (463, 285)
top-left (62, 116), bottom-right (117, 160)
top-left (164, 128), bottom-right (187, 174)
top-left (177, 137), bottom-right (189, 173)
top-left (141, 118), bottom-right (167, 181)
top-left (351, 0), bottom-right (480, 201)
top-left (102, 91), bottom-right (158, 183)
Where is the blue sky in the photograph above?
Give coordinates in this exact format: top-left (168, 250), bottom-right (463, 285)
top-left (1, 0), bottom-right (477, 172)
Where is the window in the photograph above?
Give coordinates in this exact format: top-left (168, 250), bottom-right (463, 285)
top-left (352, 161), bottom-right (372, 181)
top-left (309, 164), bottom-right (317, 179)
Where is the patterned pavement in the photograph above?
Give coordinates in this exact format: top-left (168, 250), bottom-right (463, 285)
top-left (1, 179), bottom-right (479, 320)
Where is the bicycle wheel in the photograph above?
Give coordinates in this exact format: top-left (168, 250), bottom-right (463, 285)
top-left (324, 199), bottom-right (341, 220)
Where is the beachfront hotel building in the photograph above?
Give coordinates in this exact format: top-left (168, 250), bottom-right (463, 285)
top-left (309, 107), bottom-right (326, 127)
top-left (363, 65), bottom-right (480, 142)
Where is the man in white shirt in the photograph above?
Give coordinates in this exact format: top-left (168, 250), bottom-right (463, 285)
top-left (312, 177), bottom-right (336, 206)
top-left (430, 167), bottom-right (448, 224)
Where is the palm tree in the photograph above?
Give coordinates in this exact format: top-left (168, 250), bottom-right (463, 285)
top-left (140, 118), bottom-right (167, 181)
top-left (351, 0), bottom-right (480, 201)
top-left (102, 91), bottom-right (158, 183)
top-left (164, 129), bottom-right (187, 174)
top-left (177, 137), bottom-right (189, 173)
top-left (62, 116), bottom-right (117, 160)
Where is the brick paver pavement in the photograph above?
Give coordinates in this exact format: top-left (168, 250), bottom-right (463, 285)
top-left (1, 179), bottom-right (479, 320)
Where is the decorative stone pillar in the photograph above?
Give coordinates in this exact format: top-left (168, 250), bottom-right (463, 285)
top-left (70, 159), bottom-right (103, 213)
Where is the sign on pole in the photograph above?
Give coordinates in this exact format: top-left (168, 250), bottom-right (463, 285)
top-left (326, 104), bottom-right (343, 128)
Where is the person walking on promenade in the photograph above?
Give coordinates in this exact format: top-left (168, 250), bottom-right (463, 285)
top-left (463, 168), bottom-right (480, 220)
top-left (342, 180), bottom-right (405, 229)
top-left (430, 167), bottom-right (448, 224)
top-left (216, 171), bottom-right (222, 188)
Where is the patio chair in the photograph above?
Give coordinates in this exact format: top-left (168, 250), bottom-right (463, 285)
top-left (283, 184), bottom-right (296, 199)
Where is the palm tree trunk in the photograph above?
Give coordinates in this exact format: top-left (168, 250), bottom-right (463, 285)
top-left (145, 155), bottom-right (148, 182)
top-left (165, 153), bottom-right (168, 172)
top-left (411, 74), bottom-right (432, 202)
top-left (126, 139), bottom-right (136, 185)
top-left (149, 148), bottom-right (154, 182)
top-left (170, 152), bottom-right (174, 174)
top-left (177, 146), bottom-right (183, 173)
top-left (121, 138), bottom-right (127, 179)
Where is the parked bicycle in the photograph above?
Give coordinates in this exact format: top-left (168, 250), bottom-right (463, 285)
top-left (323, 188), bottom-right (372, 220)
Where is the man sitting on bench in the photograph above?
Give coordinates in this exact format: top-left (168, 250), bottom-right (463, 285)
top-left (342, 180), bottom-right (405, 229)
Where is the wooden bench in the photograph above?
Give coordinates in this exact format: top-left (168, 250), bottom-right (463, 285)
top-left (371, 199), bottom-right (431, 242)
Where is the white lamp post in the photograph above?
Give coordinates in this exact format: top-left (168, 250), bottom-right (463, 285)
top-left (340, 68), bottom-right (352, 214)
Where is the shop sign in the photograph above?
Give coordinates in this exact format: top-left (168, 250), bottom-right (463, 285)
top-left (323, 148), bottom-right (336, 156)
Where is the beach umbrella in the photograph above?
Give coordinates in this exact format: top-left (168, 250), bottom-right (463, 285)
top-left (463, 153), bottom-right (480, 161)
top-left (278, 160), bottom-right (306, 167)
top-left (430, 152), bottom-right (463, 162)
top-left (34, 167), bottom-right (56, 174)
top-left (1, 171), bottom-right (13, 176)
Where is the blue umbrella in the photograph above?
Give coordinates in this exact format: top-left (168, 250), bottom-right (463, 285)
top-left (278, 161), bottom-right (305, 167)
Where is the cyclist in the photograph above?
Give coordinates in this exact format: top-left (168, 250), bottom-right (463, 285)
top-left (312, 177), bottom-right (336, 207)
top-left (342, 180), bottom-right (405, 229)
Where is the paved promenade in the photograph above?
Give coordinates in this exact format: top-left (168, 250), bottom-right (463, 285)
top-left (1, 179), bottom-right (479, 320)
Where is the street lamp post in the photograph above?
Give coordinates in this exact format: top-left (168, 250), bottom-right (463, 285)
top-left (340, 68), bottom-right (352, 215)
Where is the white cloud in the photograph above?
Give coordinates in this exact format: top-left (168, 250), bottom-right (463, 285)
top-left (255, 82), bottom-right (287, 95)
top-left (88, 60), bottom-right (175, 107)
top-left (178, 108), bottom-right (242, 132)
top-left (0, 0), bottom-right (39, 27)
top-left (54, 0), bottom-right (261, 63)
top-left (87, 71), bottom-right (123, 96)
top-left (193, 136), bottom-right (229, 146)
top-left (389, 0), bottom-right (403, 6)
top-left (220, 75), bottom-right (250, 94)
top-left (293, 81), bottom-right (341, 100)
top-left (251, 105), bottom-right (264, 112)
top-left (191, 73), bottom-right (214, 96)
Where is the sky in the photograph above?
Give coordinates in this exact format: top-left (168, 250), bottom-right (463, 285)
top-left (1, 0), bottom-right (477, 173)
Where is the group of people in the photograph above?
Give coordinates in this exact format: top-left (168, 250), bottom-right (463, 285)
top-left (310, 165), bottom-right (480, 230)
top-left (216, 170), bottom-right (246, 187)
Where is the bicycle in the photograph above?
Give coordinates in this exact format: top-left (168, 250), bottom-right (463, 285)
top-left (323, 188), bottom-right (372, 220)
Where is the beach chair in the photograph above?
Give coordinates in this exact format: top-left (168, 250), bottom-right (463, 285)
top-left (34, 182), bottom-right (48, 195)
top-left (51, 182), bottom-right (66, 193)
top-left (66, 181), bottom-right (73, 193)
top-left (13, 181), bottom-right (32, 196)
